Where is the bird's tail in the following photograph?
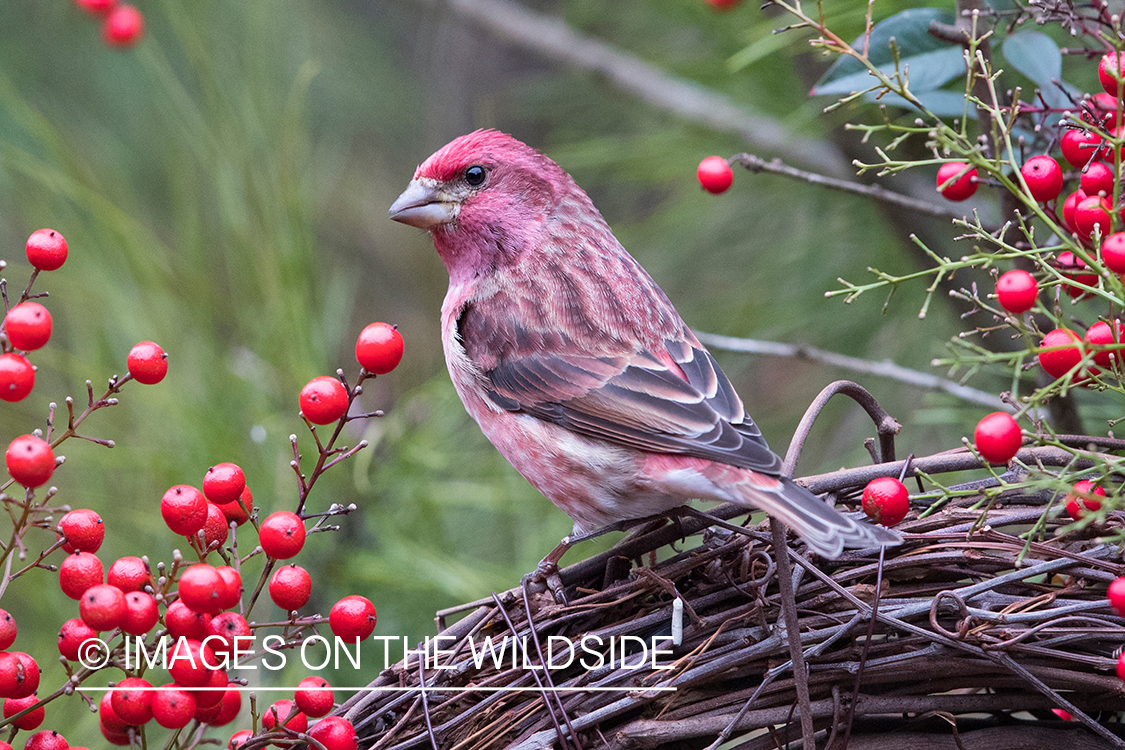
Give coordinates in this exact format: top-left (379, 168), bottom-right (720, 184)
top-left (725, 470), bottom-right (902, 558)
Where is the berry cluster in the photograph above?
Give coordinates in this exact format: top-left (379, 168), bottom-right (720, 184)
top-left (0, 231), bottom-right (400, 749)
top-left (71, 0), bottom-right (144, 48)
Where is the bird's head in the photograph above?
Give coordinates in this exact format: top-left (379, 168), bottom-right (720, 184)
top-left (389, 130), bottom-right (599, 282)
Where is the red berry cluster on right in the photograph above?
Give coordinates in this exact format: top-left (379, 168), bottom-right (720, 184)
top-left (71, 0), bottom-right (144, 48)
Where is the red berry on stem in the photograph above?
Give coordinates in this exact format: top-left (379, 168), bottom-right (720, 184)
top-left (24, 731), bottom-right (66, 750)
top-left (295, 676), bottom-right (334, 718)
top-left (127, 341), bottom-right (167, 385)
top-left (1087, 92), bottom-right (1122, 129)
top-left (5, 435), bottom-right (54, 488)
top-left (161, 485), bottom-right (208, 536)
top-left (1056, 251), bottom-right (1098, 298)
top-left (168, 640), bottom-right (218, 688)
top-left (57, 509), bottom-right (104, 554)
top-left (356, 322), bottom-right (405, 374)
top-left (705, 0), bottom-right (742, 9)
top-left (107, 556), bottom-right (149, 592)
top-left (696, 156), bottom-right (733, 194)
top-left (1020, 155), bottom-right (1063, 203)
top-left (59, 552), bottom-right (104, 600)
top-left (1060, 189), bottom-right (1088, 233)
top-left (995, 269), bottom-right (1037, 314)
top-left (25, 229), bottom-right (67, 271)
top-left (1074, 196), bottom-right (1113, 240)
top-left (1081, 160), bottom-right (1116, 197)
top-left (178, 564), bottom-right (224, 615)
top-left (4, 303), bottom-right (52, 351)
top-left (57, 618), bottom-right (97, 661)
top-left (1061, 130), bottom-right (1102, 169)
top-left (1108, 576), bottom-right (1125, 616)
top-left (936, 162), bottom-right (977, 201)
top-left (194, 502), bottom-right (230, 551)
top-left (308, 716), bottom-right (357, 750)
top-left (111, 677), bottom-right (154, 725)
top-left (210, 683), bottom-right (241, 727)
top-left (974, 412), bottom-right (1022, 464)
top-left (222, 486), bottom-right (252, 527)
top-left (1102, 232), bottom-right (1125, 273)
top-left (151, 684), bottom-right (195, 729)
top-left (205, 612), bottom-right (251, 658)
top-left (121, 591), bottom-right (159, 635)
top-left (3, 695), bottom-right (43, 730)
top-left (261, 698), bottom-right (307, 734)
top-left (259, 511), bottom-right (306, 559)
top-left (269, 564), bottom-right (312, 611)
top-left (299, 376), bottom-right (349, 424)
top-left (0, 653), bottom-right (38, 700)
top-left (203, 463), bottom-right (245, 505)
top-left (1084, 319), bottom-right (1125, 369)
top-left (102, 5), bottom-right (144, 48)
top-left (329, 595), bottom-right (377, 641)
top-left (229, 730), bottom-right (253, 750)
top-left (861, 477), bottom-right (910, 526)
top-left (214, 566), bottom-right (242, 611)
top-left (0, 611), bottom-right (15, 651)
top-left (80, 584), bottom-right (127, 631)
top-left (1064, 479), bottom-right (1105, 520)
top-left (1100, 52), bottom-right (1125, 97)
top-left (73, 0), bottom-right (117, 14)
top-left (0, 353), bottom-right (34, 403)
top-left (164, 601), bottom-right (211, 641)
top-left (191, 667), bottom-right (228, 711)
top-left (1038, 328), bottom-right (1084, 379)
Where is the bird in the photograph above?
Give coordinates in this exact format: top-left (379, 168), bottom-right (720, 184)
top-left (389, 129), bottom-right (902, 562)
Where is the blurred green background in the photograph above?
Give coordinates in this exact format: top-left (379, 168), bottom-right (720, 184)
top-left (0, 0), bottom-right (1058, 741)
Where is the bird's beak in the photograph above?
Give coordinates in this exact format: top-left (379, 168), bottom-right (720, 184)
top-left (388, 179), bottom-right (458, 230)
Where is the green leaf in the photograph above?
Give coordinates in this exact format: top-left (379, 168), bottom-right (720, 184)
top-left (1002, 31), bottom-right (1062, 91)
top-left (812, 8), bottom-right (962, 97)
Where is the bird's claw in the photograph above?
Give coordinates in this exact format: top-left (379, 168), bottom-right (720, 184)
top-left (524, 558), bottom-right (568, 604)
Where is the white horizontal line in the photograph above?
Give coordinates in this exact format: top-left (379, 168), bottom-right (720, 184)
top-left (77, 686), bottom-right (676, 693)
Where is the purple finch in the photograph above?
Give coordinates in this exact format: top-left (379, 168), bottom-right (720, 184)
top-left (390, 130), bottom-right (901, 558)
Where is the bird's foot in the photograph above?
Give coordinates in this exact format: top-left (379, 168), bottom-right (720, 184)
top-left (524, 536), bottom-right (573, 604)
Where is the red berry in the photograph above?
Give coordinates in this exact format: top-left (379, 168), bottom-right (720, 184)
top-left (696, 156), bottom-right (733, 194)
top-left (24, 731), bottom-right (67, 750)
top-left (205, 612), bottom-right (251, 658)
top-left (1118, 651), bottom-right (1125, 682)
top-left (1061, 130), bottom-right (1103, 169)
top-left (355, 322), bottom-right (405, 374)
top-left (194, 502), bottom-right (230, 551)
top-left (1064, 479), bottom-right (1105, 520)
top-left (1102, 232), bottom-right (1125, 273)
top-left (100, 721), bottom-right (132, 747)
top-left (122, 591), bottom-right (159, 635)
top-left (190, 668), bottom-right (228, 711)
top-left (80, 584), bottom-right (127, 631)
top-left (995, 269), bottom-right (1037, 314)
top-left (178, 564), bottom-right (224, 615)
top-left (1100, 52), bottom-right (1125, 97)
top-left (936, 162), bottom-right (977, 201)
top-left (73, 0), bottom-right (117, 13)
top-left (5, 435), bottom-right (54, 488)
top-left (99, 691), bottom-right (132, 736)
top-left (168, 640), bottom-right (218, 688)
top-left (1039, 328), bottom-right (1084, 379)
top-left (1020, 155), bottom-right (1063, 203)
top-left (261, 698), bottom-right (307, 734)
top-left (704, 0), bottom-right (742, 9)
top-left (329, 595), bottom-right (377, 641)
top-left (973, 412), bottom-right (1022, 464)
top-left (127, 341), bottom-right (167, 385)
top-left (860, 477), bottom-right (910, 526)
top-left (1061, 189), bottom-right (1088, 232)
top-left (57, 618), bottom-right (96, 661)
top-left (307, 716), bottom-right (357, 750)
top-left (1084, 319), bottom-right (1125, 369)
top-left (210, 683), bottom-right (241, 727)
top-left (1087, 92), bottom-right (1121, 129)
top-left (164, 600), bottom-right (211, 641)
top-left (0, 653), bottom-right (39, 699)
top-left (151, 684), bottom-right (195, 729)
top-left (111, 677), bottom-right (153, 726)
top-left (214, 566), bottom-right (242, 611)
top-left (258, 511), bottom-right (306, 559)
top-left (1108, 576), bottom-right (1125, 616)
top-left (57, 509), bottom-right (104, 554)
top-left (4, 303), bottom-right (52, 351)
top-left (229, 730), bottom-right (253, 750)
top-left (107, 556), bottom-right (149, 592)
top-left (59, 552), bottom-right (104, 600)
top-left (4, 695), bottom-right (43, 730)
top-left (269, 564), bottom-right (311, 611)
top-left (295, 676), bottom-right (333, 718)
top-left (1081, 161), bottom-right (1116, 197)
top-left (102, 5), bottom-right (144, 47)
top-left (24, 229), bottom-right (67, 272)
top-left (0, 611), bottom-right (15, 651)
top-left (221, 486), bottom-right (252, 527)
top-left (1074, 195), bottom-right (1113, 240)
top-left (203, 463), bottom-right (245, 505)
top-left (0, 353), bottom-right (35, 403)
top-left (1056, 251), bottom-right (1099, 298)
top-left (299, 376), bottom-right (349, 425)
top-left (161, 485), bottom-right (208, 536)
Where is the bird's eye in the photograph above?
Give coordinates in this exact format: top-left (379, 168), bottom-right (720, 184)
top-left (464, 165), bottom-right (487, 187)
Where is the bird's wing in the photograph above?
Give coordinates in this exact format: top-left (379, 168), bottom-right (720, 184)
top-left (458, 304), bottom-right (784, 475)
